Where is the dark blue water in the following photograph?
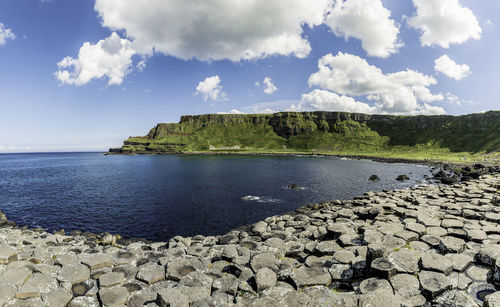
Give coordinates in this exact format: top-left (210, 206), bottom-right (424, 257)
top-left (0, 153), bottom-right (431, 241)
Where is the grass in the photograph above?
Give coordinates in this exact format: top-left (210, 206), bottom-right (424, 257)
top-left (114, 111), bottom-right (500, 164)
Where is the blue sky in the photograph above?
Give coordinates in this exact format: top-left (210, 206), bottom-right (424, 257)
top-left (0, 0), bottom-right (498, 152)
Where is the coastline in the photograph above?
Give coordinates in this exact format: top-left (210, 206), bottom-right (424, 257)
top-left (0, 172), bottom-right (499, 305)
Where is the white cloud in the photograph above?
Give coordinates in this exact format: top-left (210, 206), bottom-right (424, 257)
top-left (434, 55), bottom-right (471, 80)
top-left (94, 0), bottom-right (331, 62)
top-left (407, 0), bottom-right (481, 48)
top-left (325, 0), bottom-right (402, 58)
top-left (0, 23), bottom-right (15, 46)
top-left (299, 89), bottom-right (376, 113)
top-left (55, 32), bottom-right (135, 86)
top-left (262, 77), bottom-right (278, 94)
top-left (217, 109), bottom-right (246, 114)
top-left (307, 52), bottom-right (445, 115)
top-left (195, 76), bottom-right (228, 101)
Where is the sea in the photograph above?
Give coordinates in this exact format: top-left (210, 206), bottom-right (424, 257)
top-left (0, 152), bottom-right (432, 241)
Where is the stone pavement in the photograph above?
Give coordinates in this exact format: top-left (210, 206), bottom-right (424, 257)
top-left (0, 174), bottom-right (499, 306)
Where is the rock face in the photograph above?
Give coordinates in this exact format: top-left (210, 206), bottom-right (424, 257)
top-left (0, 174), bottom-right (498, 306)
top-left (108, 111), bottom-right (500, 158)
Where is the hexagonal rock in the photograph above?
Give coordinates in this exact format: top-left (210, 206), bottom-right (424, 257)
top-left (467, 282), bottom-right (496, 305)
top-left (485, 291), bottom-right (500, 307)
top-left (59, 264), bottom-right (90, 285)
top-left (434, 290), bottom-right (477, 307)
top-left (16, 273), bottom-right (59, 299)
top-left (303, 286), bottom-right (358, 306)
top-left (0, 267), bottom-right (32, 286)
top-left (359, 292), bottom-right (401, 307)
top-left (68, 295), bottom-right (100, 307)
top-left (446, 253), bottom-right (473, 272)
top-left (359, 277), bottom-right (393, 294)
top-left (212, 275), bottom-right (239, 295)
top-left (0, 245), bottom-right (18, 264)
top-left (439, 236), bottom-right (466, 253)
top-left (255, 268), bottom-right (277, 291)
top-left (80, 254), bottom-right (114, 270)
top-left (136, 263), bottom-right (164, 285)
top-left (98, 286), bottom-right (129, 306)
top-left (158, 287), bottom-right (190, 307)
top-left (419, 270), bottom-right (452, 300)
top-left (99, 271), bottom-right (124, 287)
top-left (405, 222), bottom-right (426, 236)
top-left (0, 284), bottom-right (16, 306)
top-left (314, 240), bottom-right (341, 255)
top-left (332, 250), bottom-right (356, 264)
top-left (290, 266), bottom-right (332, 287)
top-left (42, 289), bottom-right (73, 307)
top-left (441, 219), bottom-right (464, 228)
top-left (390, 274), bottom-right (420, 297)
top-left (166, 257), bottom-right (203, 281)
top-left (477, 245), bottom-right (500, 266)
top-left (421, 253), bottom-right (453, 275)
top-left (467, 229), bottom-right (487, 242)
top-left (466, 265), bottom-right (491, 282)
top-left (388, 249), bottom-right (420, 274)
top-left (329, 264), bottom-right (353, 283)
top-left (371, 257), bottom-right (397, 278)
top-left (250, 252), bottom-right (279, 273)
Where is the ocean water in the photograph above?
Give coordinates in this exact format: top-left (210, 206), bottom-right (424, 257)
top-left (0, 152), bottom-right (431, 241)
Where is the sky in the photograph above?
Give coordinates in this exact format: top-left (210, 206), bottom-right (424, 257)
top-left (0, 0), bottom-right (499, 152)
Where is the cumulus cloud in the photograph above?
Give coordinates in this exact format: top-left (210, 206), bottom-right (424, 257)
top-left (434, 55), bottom-right (471, 80)
top-left (325, 0), bottom-right (402, 58)
top-left (0, 23), bottom-right (15, 46)
top-left (306, 52), bottom-right (445, 115)
top-left (407, 0), bottom-right (481, 48)
top-left (55, 32), bottom-right (135, 86)
top-left (217, 109), bottom-right (246, 114)
top-left (262, 77), bottom-right (278, 94)
top-left (94, 0), bottom-right (331, 62)
top-left (195, 76), bottom-right (228, 101)
top-left (298, 89), bottom-right (376, 113)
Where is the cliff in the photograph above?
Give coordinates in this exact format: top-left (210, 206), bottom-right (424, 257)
top-left (109, 111), bottom-right (500, 161)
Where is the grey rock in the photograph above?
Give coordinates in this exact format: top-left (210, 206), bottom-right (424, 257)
top-left (68, 296), bottom-right (100, 307)
top-left (157, 288), bottom-right (190, 307)
top-left (0, 246), bottom-right (18, 264)
top-left (166, 257), bottom-right (203, 281)
top-left (466, 265), bottom-right (491, 282)
top-left (419, 270), bottom-right (452, 300)
top-left (59, 264), bottom-right (90, 285)
top-left (212, 274), bottom-right (239, 295)
top-left (16, 273), bottom-right (59, 299)
top-left (0, 267), bottom-right (32, 286)
top-left (332, 250), bottom-right (356, 264)
top-left (98, 286), bottom-right (129, 306)
top-left (388, 249), bottom-right (420, 274)
top-left (314, 240), bottom-right (341, 255)
top-left (421, 253), bottom-right (453, 275)
top-left (434, 290), bottom-right (478, 307)
top-left (290, 266), bottom-right (332, 287)
top-left (390, 273), bottom-right (420, 297)
top-left (439, 236), bottom-right (466, 253)
top-left (80, 254), bottom-right (114, 270)
top-left (136, 263), bottom-right (164, 285)
top-left (250, 252), bottom-right (279, 272)
top-left (371, 257), bottom-right (396, 278)
top-left (42, 289), bottom-right (73, 307)
top-left (99, 271), bottom-right (124, 287)
top-left (359, 277), bottom-right (393, 294)
top-left (328, 263), bottom-right (353, 282)
top-left (255, 268), bottom-right (277, 291)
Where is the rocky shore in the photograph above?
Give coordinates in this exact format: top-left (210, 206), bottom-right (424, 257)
top-left (0, 174), bottom-right (499, 306)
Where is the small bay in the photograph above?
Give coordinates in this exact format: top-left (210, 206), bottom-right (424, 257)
top-left (0, 152), bottom-right (431, 241)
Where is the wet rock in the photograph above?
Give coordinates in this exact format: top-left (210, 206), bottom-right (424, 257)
top-left (369, 175), bottom-right (380, 182)
top-left (396, 175), bottom-right (409, 181)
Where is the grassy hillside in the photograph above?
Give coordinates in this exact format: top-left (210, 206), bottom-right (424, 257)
top-left (109, 111), bottom-right (500, 163)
